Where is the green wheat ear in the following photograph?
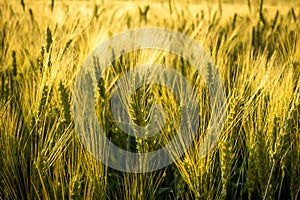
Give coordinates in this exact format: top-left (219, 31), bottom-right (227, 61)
top-left (62, 39), bottom-right (72, 56)
top-left (289, 101), bottom-right (300, 199)
top-left (247, 0), bottom-right (252, 13)
top-left (37, 85), bottom-right (49, 118)
top-left (11, 50), bottom-right (17, 77)
top-left (38, 46), bottom-right (45, 72)
top-left (218, 0), bottom-right (222, 17)
top-left (93, 4), bottom-right (98, 19)
top-left (29, 9), bottom-right (34, 23)
top-left (58, 81), bottom-right (71, 124)
top-left (290, 7), bottom-right (297, 22)
top-left (20, 0), bottom-right (25, 11)
top-left (232, 13), bottom-right (237, 30)
top-left (1, 72), bottom-right (11, 101)
top-left (46, 27), bottom-right (53, 53)
top-left (51, 0), bottom-right (55, 12)
top-left (97, 77), bottom-right (106, 100)
top-left (271, 11), bottom-right (279, 32)
top-left (259, 0), bottom-right (267, 26)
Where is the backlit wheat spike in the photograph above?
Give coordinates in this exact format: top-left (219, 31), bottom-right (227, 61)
top-left (253, 97), bottom-right (272, 198)
top-left (284, 100), bottom-right (300, 199)
top-left (1, 1), bottom-right (300, 199)
top-left (220, 95), bottom-right (240, 199)
top-left (246, 123), bottom-right (257, 200)
top-left (220, 135), bottom-right (232, 199)
top-left (58, 81), bottom-right (71, 124)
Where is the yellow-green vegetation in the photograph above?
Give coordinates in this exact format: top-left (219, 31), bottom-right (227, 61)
top-left (0, 0), bottom-right (299, 199)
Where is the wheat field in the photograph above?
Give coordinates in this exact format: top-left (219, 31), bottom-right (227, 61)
top-left (0, 0), bottom-right (299, 199)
